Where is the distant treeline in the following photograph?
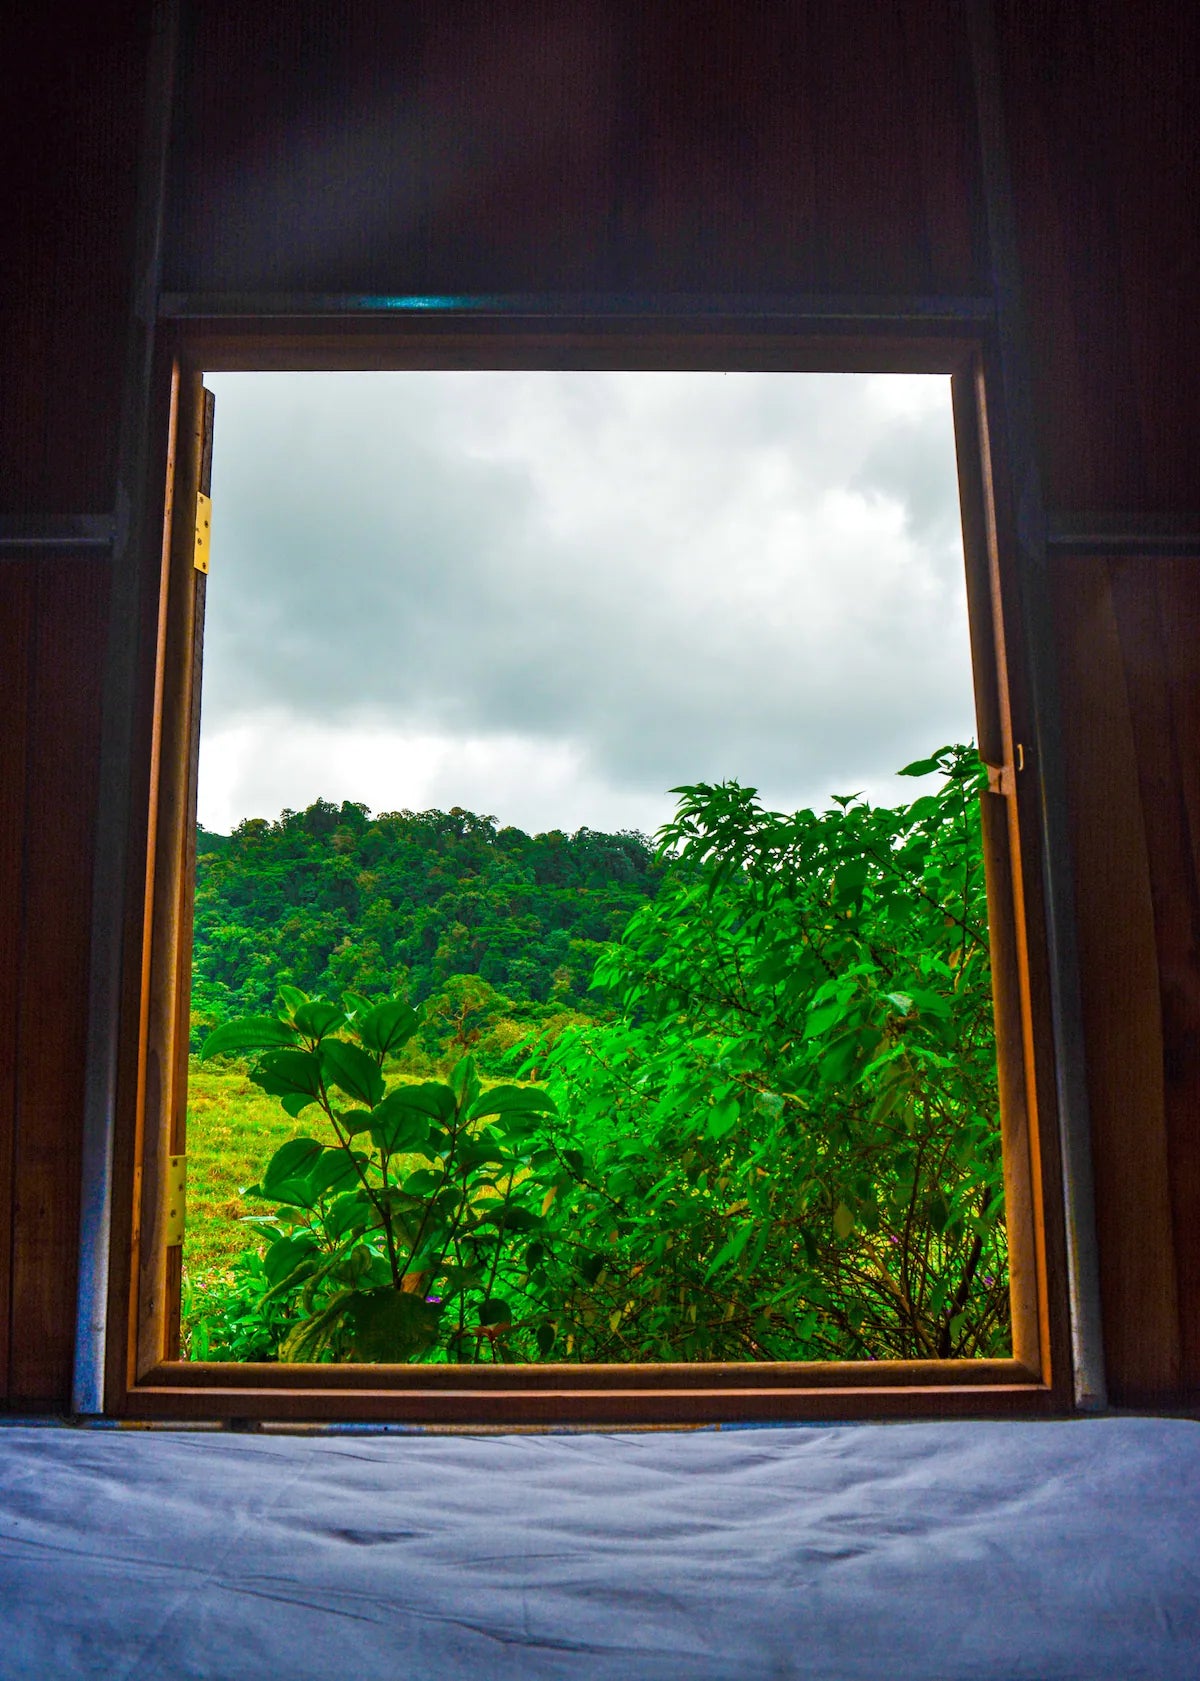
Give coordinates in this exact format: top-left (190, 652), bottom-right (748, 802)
top-left (191, 797), bottom-right (663, 1036)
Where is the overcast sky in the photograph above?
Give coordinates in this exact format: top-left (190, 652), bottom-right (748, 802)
top-left (198, 370), bottom-right (975, 837)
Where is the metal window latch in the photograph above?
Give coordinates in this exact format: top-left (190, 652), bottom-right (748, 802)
top-left (984, 745), bottom-right (1026, 798)
top-left (165, 1154), bottom-right (187, 1246)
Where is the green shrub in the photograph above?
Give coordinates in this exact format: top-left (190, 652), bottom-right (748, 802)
top-left (188, 747), bottom-right (1008, 1365)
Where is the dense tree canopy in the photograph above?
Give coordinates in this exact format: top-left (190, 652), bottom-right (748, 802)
top-left (192, 800), bottom-right (663, 1043)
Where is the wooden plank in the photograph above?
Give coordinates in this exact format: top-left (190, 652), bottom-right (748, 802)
top-left (970, 351), bottom-right (1074, 1403)
top-left (0, 4), bottom-right (147, 516)
top-left (9, 556), bottom-right (110, 1405)
top-left (979, 791), bottom-right (1040, 1371)
top-left (1108, 556), bottom-right (1200, 1398)
top-left (165, 1), bottom-right (983, 299)
top-left (151, 1357), bottom-right (1038, 1392)
top-left (137, 372), bottom-right (204, 1377)
top-left (126, 1379), bottom-right (1058, 1426)
top-left (1157, 558), bottom-right (1200, 1396)
top-left (1049, 555), bottom-right (1180, 1403)
top-left (995, 1), bottom-right (1200, 515)
top-left (0, 564), bottom-right (35, 1402)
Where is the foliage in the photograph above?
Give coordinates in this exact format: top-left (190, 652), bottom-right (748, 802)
top-left (189, 748), bottom-right (1009, 1365)
top-left (523, 744), bottom-right (1009, 1362)
top-left (191, 801), bottom-right (662, 1048)
top-left (197, 991), bottom-right (562, 1362)
top-left (182, 1061), bottom-right (313, 1271)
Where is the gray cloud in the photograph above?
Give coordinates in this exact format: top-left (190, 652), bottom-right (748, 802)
top-left (200, 371), bottom-right (975, 832)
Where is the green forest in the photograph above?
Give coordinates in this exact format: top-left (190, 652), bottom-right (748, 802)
top-left (185, 746), bottom-right (1010, 1367)
top-left (192, 801), bottom-right (664, 1049)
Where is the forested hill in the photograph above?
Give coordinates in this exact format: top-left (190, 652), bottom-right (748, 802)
top-left (191, 797), bottom-right (663, 1035)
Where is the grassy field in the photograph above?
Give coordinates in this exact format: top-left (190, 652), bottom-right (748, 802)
top-left (182, 1058), bottom-right (335, 1273)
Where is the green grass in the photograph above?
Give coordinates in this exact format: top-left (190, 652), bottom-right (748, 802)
top-left (182, 1058), bottom-right (329, 1272)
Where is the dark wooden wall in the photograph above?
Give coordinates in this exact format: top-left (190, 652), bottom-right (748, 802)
top-left (1, 0), bottom-right (1196, 1409)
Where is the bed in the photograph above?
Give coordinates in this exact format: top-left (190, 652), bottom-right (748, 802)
top-left (1, 1416), bottom-right (1197, 1678)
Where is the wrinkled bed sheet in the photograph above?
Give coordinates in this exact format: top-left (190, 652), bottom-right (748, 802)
top-left (1, 1417), bottom-right (1197, 1679)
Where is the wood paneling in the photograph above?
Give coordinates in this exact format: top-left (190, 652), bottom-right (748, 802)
top-left (1051, 554), bottom-right (1200, 1404)
top-left (0, 566), bottom-right (36, 1400)
top-left (0, 6), bottom-right (147, 517)
top-left (996, 1), bottom-right (1200, 517)
top-left (1, 0), bottom-right (1198, 1413)
top-left (4, 558), bottom-right (110, 1406)
top-left (1106, 558), bottom-right (1200, 1396)
top-left (164, 0), bottom-right (984, 297)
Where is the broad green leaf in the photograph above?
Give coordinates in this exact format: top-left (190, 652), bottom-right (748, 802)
top-left (263, 1230), bottom-right (320, 1287)
top-left (705, 1221), bottom-right (753, 1279)
top-left (261, 1136), bottom-right (324, 1196)
top-left (253, 1048), bottom-right (325, 1116)
top-left (706, 1097), bottom-right (740, 1140)
top-left (200, 1016), bottom-right (299, 1060)
top-left (321, 1039), bottom-right (386, 1108)
top-left (833, 1202), bottom-right (855, 1240)
top-left (904, 987), bottom-right (952, 1020)
top-left (803, 998), bottom-right (849, 1040)
top-left (468, 1083), bottom-right (557, 1121)
top-left (291, 1000), bottom-right (347, 1042)
top-left (245, 1136), bottom-right (326, 1206)
top-left (307, 1147), bottom-right (364, 1201)
top-left (382, 1081), bottom-right (457, 1124)
top-left (401, 1168), bottom-right (442, 1196)
top-left (477, 1297), bottom-right (512, 1327)
top-left (354, 997), bottom-right (421, 1057)
top-left (347, 1288), bottom-right (441, 1362)
top-left (323, 1189), bottom-right (376, 1241)
top-left (366, 1091), bottom-right (431, 1155)
top-left (450, 1055), bottom-right (481, 1109)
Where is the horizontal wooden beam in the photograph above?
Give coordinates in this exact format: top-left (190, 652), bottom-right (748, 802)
top-left (160, 291), bottom-right (995, 327)
top-left (1046, 517), bottom-right (1200, 560)
top-left (0, 516), bottom-right (115, 555)
top-left (147, 1357), bottom-right (1040, 1393)
top-left (127, 1375), bottom-right (1056, 1426)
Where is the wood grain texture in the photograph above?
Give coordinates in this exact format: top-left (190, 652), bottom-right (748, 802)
top-left (1107, 557), bottom-right (1200, 1397)
top-left (149, 1357), bottom-right (1039, 1392)
top-left (137, 373), bottom-right (204, 1378)
top-left (128, 1372), bottom-right (1055, 1426)
top-left (8, 557), bottom-right (110, 1406)
top-left (1050, 556), bottom-right (1181, 1403)
top-left (0, 5), bottom-right (146, 516)
top-left (164, 0), bottom-right (983, 297)
top-left (0, 566), bottom-right (35, 1403)
top-left (995, 0), bottom-right (1200, 517)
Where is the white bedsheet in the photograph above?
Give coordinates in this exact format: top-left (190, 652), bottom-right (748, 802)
top-left (1, 1417), bottom-right (1197, 1679)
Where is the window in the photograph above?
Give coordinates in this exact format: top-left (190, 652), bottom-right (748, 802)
top-left (115, 324), bottom-right (1067, 1423)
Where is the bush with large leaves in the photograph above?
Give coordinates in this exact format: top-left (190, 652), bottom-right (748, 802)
top-left (527, 745), bottom-right (1010, 1362)
top-left (198, 989), bottom-right (559, 1362)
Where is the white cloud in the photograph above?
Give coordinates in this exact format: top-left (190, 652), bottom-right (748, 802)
top-left (198, 370), bottom-right (975, 834)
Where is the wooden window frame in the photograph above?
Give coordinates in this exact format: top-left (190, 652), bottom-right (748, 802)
top-left (105, 312), bottom-right (1073, 1424)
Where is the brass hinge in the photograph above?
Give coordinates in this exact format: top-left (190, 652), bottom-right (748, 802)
top-left (165, 1154), bottom-right (187, 1246)
top-left (193, 491), bottom-right (211, 574)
